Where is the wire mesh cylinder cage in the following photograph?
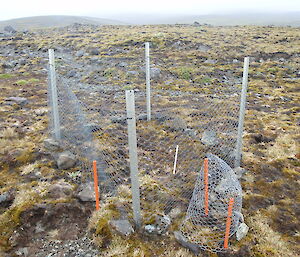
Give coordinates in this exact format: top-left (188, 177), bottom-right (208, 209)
top-left (180, 153), bottom-right (242, 252)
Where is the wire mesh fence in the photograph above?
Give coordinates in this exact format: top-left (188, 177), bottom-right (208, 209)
top-left (47, 43), bottom-right (247, 252)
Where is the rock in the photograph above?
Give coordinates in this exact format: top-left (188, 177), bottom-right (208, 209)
top-left (127, 70), bottom-right (139, 76)
top-left (174, 231), bottom-right (200, 255)
top-left (155, 215), bottom-right (171, 234)
top-left (250, 133), bottom-right (274, 144)
top-left (137, 114), bottom-right (148, 121)
top-left (15, 247), bottom-right (29, 257)
top-left (67, 70), bottom-right (76, 78)
top-left (34, 107), bottom-right (48, 116)
top-left (166, 117), bottom-right (187, 131)
top-left (204, 59), bottom-right (217, 64)
top-left (197, 44), bottom-right (210, 52)
top-left (75, 50), bottom-right (85, 57)
top-left (215, 176), bottom-right (235, 194)
top-left (84, 123), bottom-right (102, 132)
top-left (150, 67), bottom-right (161, 79)
top-left (233, 167), bottom-right (247, 179)
top-left (118, 62), bottom-right (128, 68)
top-left (18, 59), bottom-right (27, 66)
top-left (44, 138), bottom-right (60, 151)
top-left (5, 97), bottom-right (28, 106)
top-left (0, 189), bottom-right (15, 206)
top-left (48, 181), bottom-right (73, 199)
top-left (57, 151), bottom-right (76, 169)
top-left (236, 223), bottom-right (249, 241)
top-left (168, 207), bottom-right (183, 220)
top-left (233, 211), bottom-right (244, 223)
top-left (0, 192), bottom-right (9, 203)
top-left (144, 224), bottom-right (156, 234)
top-left (111, 116), bottom-right (127, 124)
top-left (110, 219), bottom-right (134, 236)
top-left (4, 25), bottom-right (16, 34)
top-left (185, 128), bottom-right (197, 137)
top-left (201, 130), bottom-right (219, 146)
top-left (76, 182), bottom-right (95, 202)
top-left (89, 48), bottom-right (100, 55)
top-left (193, 21), bottom-right (200, 26)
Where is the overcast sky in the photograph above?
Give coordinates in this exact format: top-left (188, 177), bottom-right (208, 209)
top-left (1, 0), bottom-right (300, 21)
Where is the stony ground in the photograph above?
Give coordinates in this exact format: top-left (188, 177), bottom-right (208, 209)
top-left (0, 24), bottom-right (299, 256)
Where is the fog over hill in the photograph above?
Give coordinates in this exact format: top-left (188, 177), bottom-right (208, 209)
top-left (0, 12), bottom-right (299, 32)
top-left (0, 15), bottom-right (126, 31)
top-left (113, 12), bottom-right (300, 26)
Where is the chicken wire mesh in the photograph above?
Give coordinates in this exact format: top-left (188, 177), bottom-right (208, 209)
top-left (180, 153), bottom-right (243, 252)
top-left (47, 43), bottom-right (245, 252)
top-left (47, 64), bottom-right (129, 197)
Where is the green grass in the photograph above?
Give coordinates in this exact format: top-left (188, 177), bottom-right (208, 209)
top-left (16, 80), bottom-right (28, 85)
top-left (0, 74), bottom-right (13, 79)
top-left (194, 76), bottom-right (213, 84)
top-left (15, 78), bottom-right (40, 85)
top-left (174, 67), bottom-right (195, 80)
top-left (27, 78), bottom-right (40, 83)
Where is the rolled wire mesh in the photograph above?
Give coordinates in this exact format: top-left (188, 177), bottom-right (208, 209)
top-left (180, 153), bottom-right (242, 252)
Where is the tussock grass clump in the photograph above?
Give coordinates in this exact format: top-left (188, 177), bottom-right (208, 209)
top-left (0, 182), bottom-right (50, 250)
top-left (247, 211), bottom-right (296, 257)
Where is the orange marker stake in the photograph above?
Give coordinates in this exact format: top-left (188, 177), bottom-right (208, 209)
top-left (224, 197), bottom-right (235, 249)
top-left (204, 158), bottom-right (209, 216)
top-left (93, 160), bottom-right (100, 210)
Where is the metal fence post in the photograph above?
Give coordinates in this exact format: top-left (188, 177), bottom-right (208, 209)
top-left (126, 90), bottom-right (142, 227)
top-left (145, 42), bottom-right (151, 121)
top-left (48, 49), bottom-right (61, 141)
top-left (234, 57), bottom-right (250, 168)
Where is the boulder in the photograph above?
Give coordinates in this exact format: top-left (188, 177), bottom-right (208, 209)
top-left (233, 167), bottom-right (247, 179)
top-left (111, 116), bottom-right (127, 124)
top-left (201, 130), bottom-right (219, 146)
top-left (144, 224), bottom-right (156, 234)
top-left (168, 207), bottom-right (183, 220)
top-left (118, 62), bottom-right (128, 68)
top-left (76, 182), bottom-right (95, 202)
top-left (155, 215), bottom-right (171, 234)
top-left (110, 219), bottom-right (134, 236)
top-left (150, 67), bottom-right (161, 79)
top-left (89, 48), bottom-right (100, 55)
top-left (197, 44), bottom-right (210, 52)
top-left (204, 59), bottom-right (217, 64)
top-left (44, 138), bottom-right (60, 151)
top-left (236, 223), bottom-right (249, 241)
top-left (166, 117), bottom-right (187, 131)
top-left (0, 189), bottom-right (15, 206)
top-left (127, 70), bottom-right (139, 76)
top-left (15, 247), bottom-right (29, 257)
top-left (75, 50), bottom-right (85, 57)
top-left (5, 97), bottom-right (28, 106)
top-left (67, 70), bottom-right (76, 78)
top-left (57, 151), bottom-right (76, 169)
top-left (48, 181), bottom-right (73, 199)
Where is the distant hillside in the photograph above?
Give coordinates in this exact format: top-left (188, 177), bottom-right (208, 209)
top-left (179, 12), bottom-right (300, 27)
top-left (0, 15), bottom-right (126, 31)
top-left (116, 12), bottom-right (300, 27)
